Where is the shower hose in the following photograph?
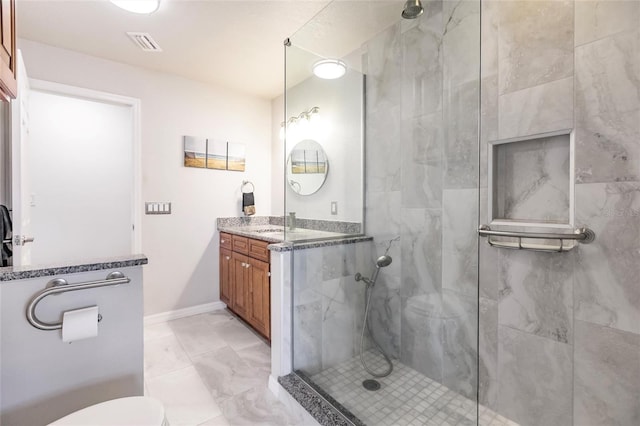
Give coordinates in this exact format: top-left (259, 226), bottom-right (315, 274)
top-left (359, 281), bottom-right (394, 378)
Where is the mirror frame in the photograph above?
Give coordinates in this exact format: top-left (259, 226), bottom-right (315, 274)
top-left (286, 139), bottom-right (329, 196)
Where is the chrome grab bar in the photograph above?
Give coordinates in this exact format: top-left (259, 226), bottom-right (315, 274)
top-left (478, 225), bottom-right (595, 253)
top-left (26, 271), bottom-right (130, 331)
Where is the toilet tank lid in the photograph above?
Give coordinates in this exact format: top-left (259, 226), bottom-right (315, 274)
top-left (48, 396), bottom-right (166, 426)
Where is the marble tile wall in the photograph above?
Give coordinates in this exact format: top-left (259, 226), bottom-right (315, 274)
top-left (480, 1), bottom-right (640, 425)
top-left (292, 2), bottom-right (638, 426)
top-left (292, 242), bottom-right (372, 375)
top-left (493, 134), bottom-right (571, 223)
top-left (362, 0), bottom-right (480, 401)
top-left (290, 0), bottom-right (480, 405)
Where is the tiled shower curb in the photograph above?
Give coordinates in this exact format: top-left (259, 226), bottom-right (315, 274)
top-left (278, 372), bottom-right (366, 426)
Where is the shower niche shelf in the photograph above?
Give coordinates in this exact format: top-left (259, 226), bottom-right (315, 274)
top-left (481, 129), bottom-right (594, 252)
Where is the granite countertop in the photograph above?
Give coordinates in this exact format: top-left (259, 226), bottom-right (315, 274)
top-left (217, 223), bottom-right (373, 252)
top-left (0, 254), bottom-right (148, 282)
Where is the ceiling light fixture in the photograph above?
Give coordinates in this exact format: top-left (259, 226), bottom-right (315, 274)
top-left (312, 59), bottom-right (347, 80)
top-left (110, 0), bottom-right (160, 14)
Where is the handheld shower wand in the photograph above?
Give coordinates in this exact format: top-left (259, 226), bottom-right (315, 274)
top-left (355, 255), bottom-right (392, 286)
top-left (354, 253), bottom-right (394, 379)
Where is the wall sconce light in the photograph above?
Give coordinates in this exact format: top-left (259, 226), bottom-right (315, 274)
top-left (280, 107), bottom-right (321, 141)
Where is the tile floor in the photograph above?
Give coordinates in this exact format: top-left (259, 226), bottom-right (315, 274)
top-left (143, 310), bottom-right (305, 426)
top-left (309, 351), bottom-right (519, 426)
top-left (145, 310), bottom-right (517, 426)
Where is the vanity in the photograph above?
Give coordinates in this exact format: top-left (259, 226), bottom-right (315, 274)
top-left (217, 216), bottom-right (367, 342)
top-left (219, 231), bottom-right (271, 340)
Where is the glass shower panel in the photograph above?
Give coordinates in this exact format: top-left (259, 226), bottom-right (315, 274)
top-left (477, 1), bottom-right (640, 426)
top-left (283, 43), bottom-right (365, 238)
top-left (287, 1), bottom-right (481, 425)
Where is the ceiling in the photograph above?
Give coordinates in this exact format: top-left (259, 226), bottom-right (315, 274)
top-left (17, 0), bottom-right (403, 100)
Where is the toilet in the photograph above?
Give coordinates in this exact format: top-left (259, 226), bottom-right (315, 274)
top-left (48, 396), bottom-right (168, 426)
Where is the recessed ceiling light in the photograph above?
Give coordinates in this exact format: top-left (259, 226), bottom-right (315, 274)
top-left (110, 0), bottom-right (160, 14)
top-left (312, 59), bottom-right (347, 80)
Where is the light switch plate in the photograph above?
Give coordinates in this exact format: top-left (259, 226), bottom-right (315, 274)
top-left (145, 202), bottom-right (172, 215)
top-left (331, 201), bottom-right (338, 215)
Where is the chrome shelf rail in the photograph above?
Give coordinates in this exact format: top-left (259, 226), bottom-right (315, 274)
top-left (26, 271), bottom-right (130, 331)
top-left (478, 225), bottom-right (596, 253)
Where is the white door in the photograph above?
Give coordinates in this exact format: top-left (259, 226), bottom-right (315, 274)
top-left (10, 50), bottom-right (33, 266)
top-left (27, 89), bottom-right (135, 265)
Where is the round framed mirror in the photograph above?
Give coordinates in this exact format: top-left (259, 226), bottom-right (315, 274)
top-left (286, 139), bottom-right (329, 196)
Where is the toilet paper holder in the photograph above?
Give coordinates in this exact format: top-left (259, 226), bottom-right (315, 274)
top-left (26, 271), bottom-right (130, 331)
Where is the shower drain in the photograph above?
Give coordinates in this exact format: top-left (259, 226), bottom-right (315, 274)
top-left (362, 379), bottom-right (381, 391)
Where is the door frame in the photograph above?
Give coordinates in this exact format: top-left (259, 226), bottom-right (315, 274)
top-left (28, 79), bottom-right (142, 253)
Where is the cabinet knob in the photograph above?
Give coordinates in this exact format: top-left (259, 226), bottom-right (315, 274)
top-left (221, 239), bottom-right (225, 243)
top-left (241, 262), bottom-right (246, 267)
top-left (225, 256), bottom-right (230, 260)
top-left (245, 264), bottom-right (250, 269)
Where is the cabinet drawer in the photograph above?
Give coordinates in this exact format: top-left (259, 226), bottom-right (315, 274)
top-left (220, 233), bottom-right (233, 250)
top-left (248, 239), bottom-right (270, 263)
top-left (232, 235), bottom-right (249, 254)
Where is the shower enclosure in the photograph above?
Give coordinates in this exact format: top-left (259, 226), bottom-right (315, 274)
top-left (283, 1), bottom-right (640, 425)
top-left (284, 0), bottom-right (482, 424)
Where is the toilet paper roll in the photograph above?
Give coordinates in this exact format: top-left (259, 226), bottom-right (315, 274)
top-left (62, 306), bottom-right (99, 343)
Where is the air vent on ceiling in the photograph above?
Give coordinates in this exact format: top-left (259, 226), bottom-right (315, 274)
top-left (126, 32), bottom-right (162, 52)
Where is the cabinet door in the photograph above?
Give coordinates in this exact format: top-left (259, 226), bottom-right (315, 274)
top-left (0, 0), bottom-right (16, 101)
top-left (231, 252), bottom-right (250, 319)
top-left (248, 257), bottom-right (270, 339)
top-left (219, 248), bottom-right (232, 306)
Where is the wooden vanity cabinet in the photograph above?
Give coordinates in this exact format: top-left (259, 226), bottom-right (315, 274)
top-left (0, 0), bottom-right (16, 102)
top-left (219, 247), bottom-right (232, 306)
top-left (231, 251), bottom-right (251, 319)
top-left (247, 256), bottom-right (270, 337)
top-left (219, 232), bottom-right (270, 340)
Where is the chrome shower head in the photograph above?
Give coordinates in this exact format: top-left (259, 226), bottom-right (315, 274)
top-left (401, 0), bottom-right (424, 19)
top-left (376, 255), bottom-right (392, 268)
top-left (356, 255), bottom-right (393, 288)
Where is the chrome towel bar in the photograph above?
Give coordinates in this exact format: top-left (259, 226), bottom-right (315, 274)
top-left (478, 225), bottom-right (596, 253)
top-left (26, 271), bottom-right (130, 331)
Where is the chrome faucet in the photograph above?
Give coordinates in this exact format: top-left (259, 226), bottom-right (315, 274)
top-left (289, 212), bottom-right (296, 231)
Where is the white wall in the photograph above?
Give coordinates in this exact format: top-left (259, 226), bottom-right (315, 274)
top-left (28, 91), bottom-right (133, 264)
top-left (271, 94), bottom-right (285, 217)
top-left (273, 70), bottom-right (364, 223)
top-left (19, 39), bottom-right (273, 315)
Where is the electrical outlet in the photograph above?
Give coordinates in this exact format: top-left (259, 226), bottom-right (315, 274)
top-left (331, 201), bottom-right (338, 215)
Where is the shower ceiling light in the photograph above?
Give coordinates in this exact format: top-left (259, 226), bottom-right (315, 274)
top-left (110, 0), bottom-right (160, 14)
top-left (312, 59), bottom-right (347, 80)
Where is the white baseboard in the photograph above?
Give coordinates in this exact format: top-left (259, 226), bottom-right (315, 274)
top-left (268, 375), bottom-right (281, 396)
top-left (144, 301), bottom-right (227, 325)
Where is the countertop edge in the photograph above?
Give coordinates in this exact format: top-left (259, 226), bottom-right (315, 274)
top-left (218, 226), bottom-right (283, 243)
top-left (267, 236), bottom-right (373, 252)
top-left (0, 254), bottom-right (149, 282)
top-left (218, 226), bottom-right (373, 252)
